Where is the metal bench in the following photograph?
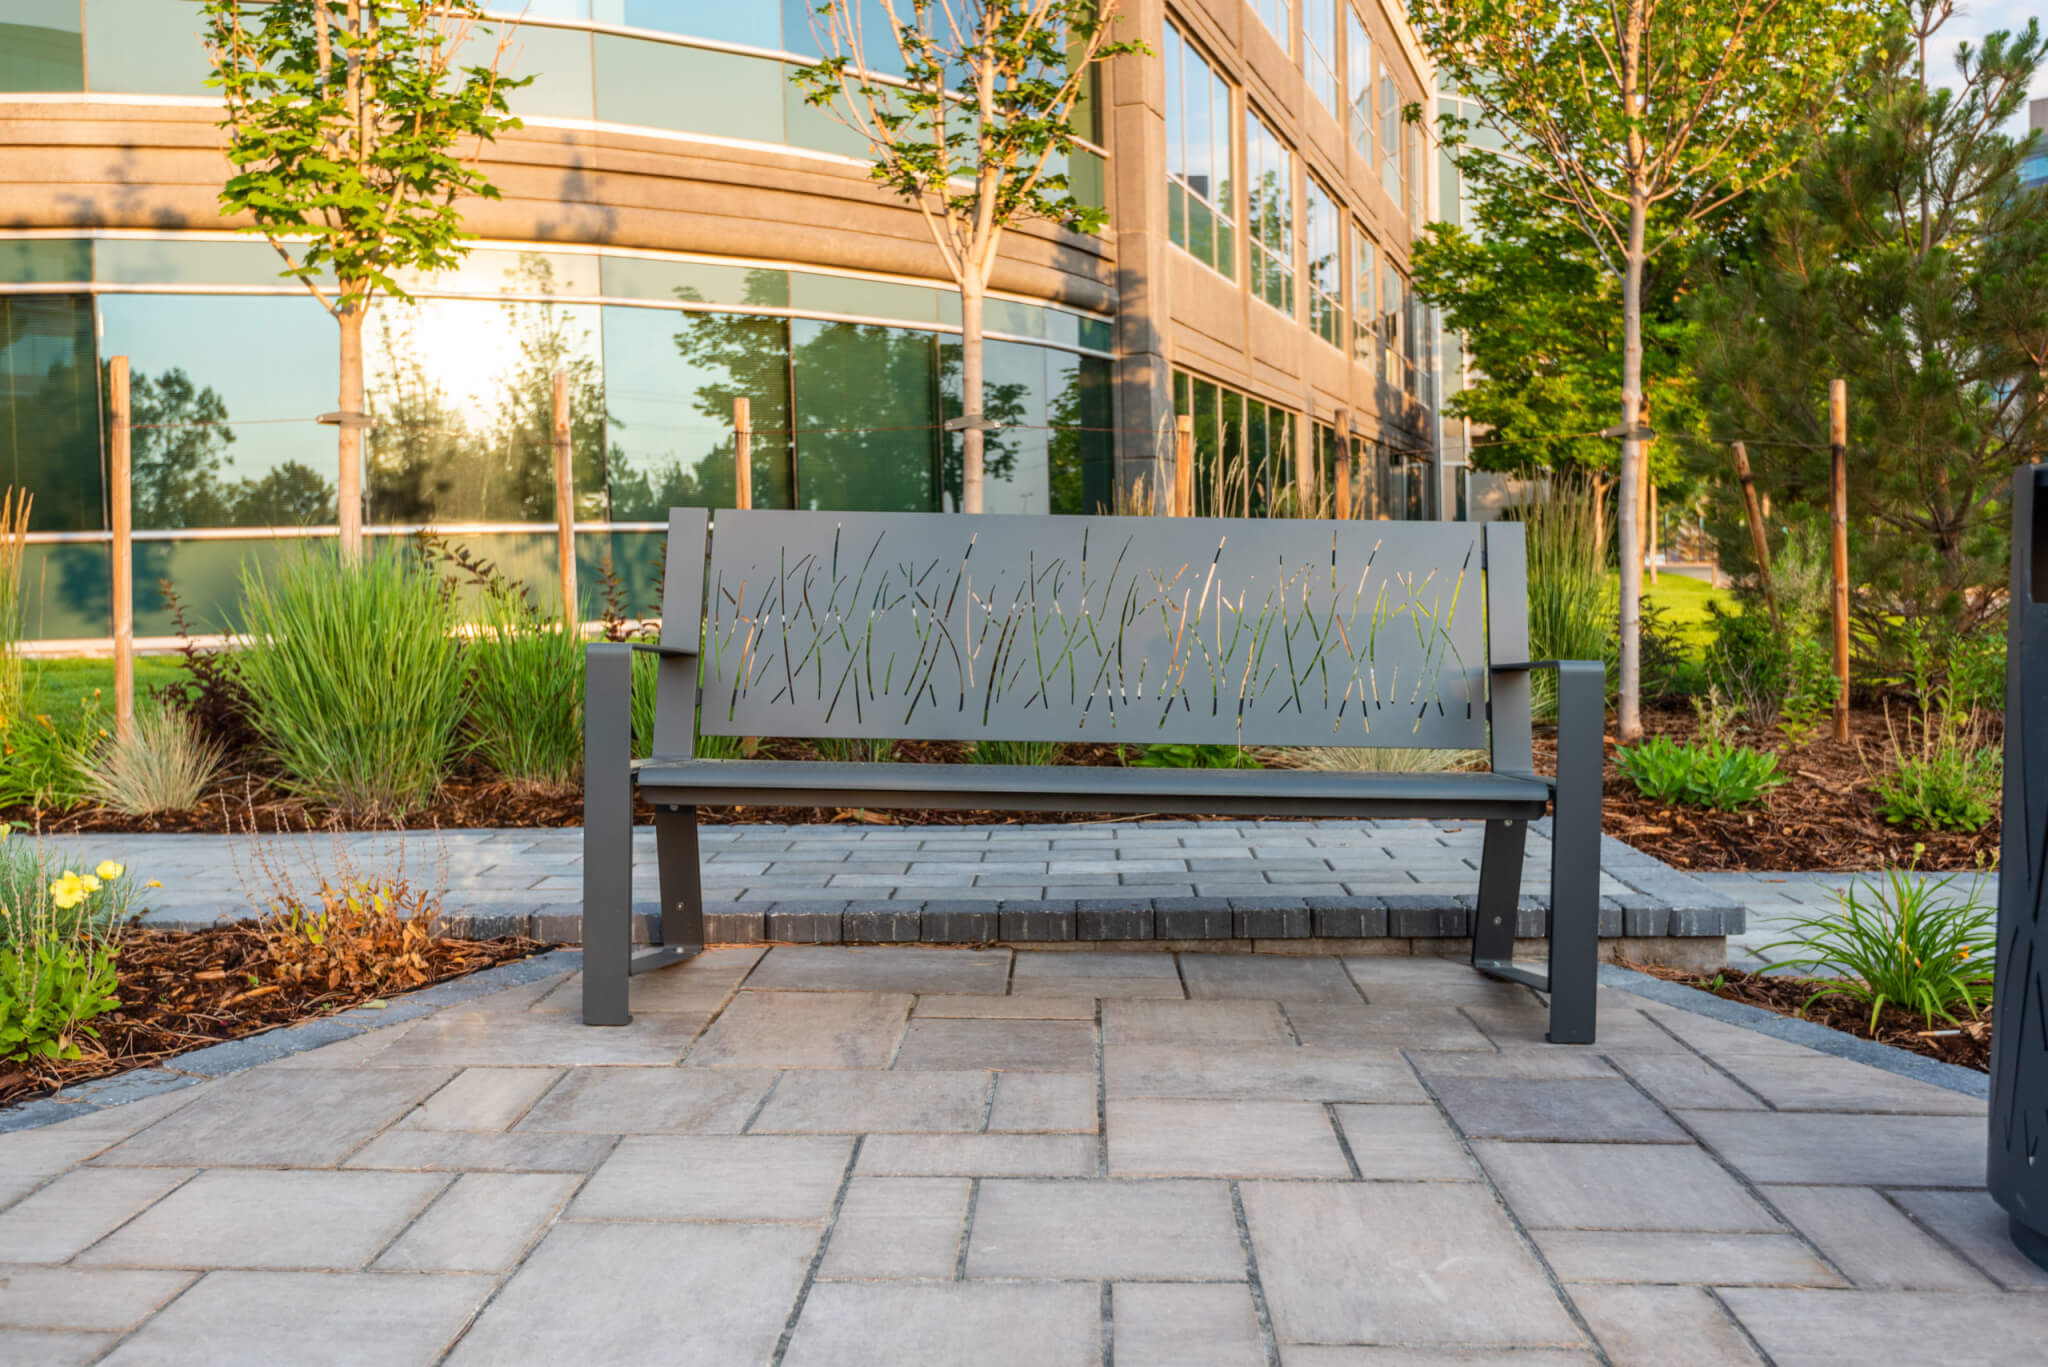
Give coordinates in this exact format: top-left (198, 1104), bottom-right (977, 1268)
top-left (582, 509), bottom-right (1604, 1041)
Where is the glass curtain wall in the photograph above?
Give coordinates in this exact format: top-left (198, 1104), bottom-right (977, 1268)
top-left (1164, 22), bottom-right (1237, 280)
top-left (1303, 0), bottom-right (1338, 114)
top-left (1345, 8), bottom-right (1372, 163)
top-left (1246, 110), bottom-right (1296, 316)
top-left (1247, 0), bottom-right (1291, 50)
top-left (1379, 62), bottom-right (1401, 203)
top-left (1305, 176), bottom-right (1343, 349)
top-left (1351, 226), bottom-right (1376, 363)
top-left (1171, 370), bottom-right (1297, 519)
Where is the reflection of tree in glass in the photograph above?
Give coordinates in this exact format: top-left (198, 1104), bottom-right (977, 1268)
top-left (939, 338), bottom-right (1024, 511)
top-left (1046, 359), bottom-right (1113, 515)
top-left (127, 367), bottom-right (336, 529)
top-left (366, 254), bottom-right (606, 524)
top-left (786, 321), bottom-right (941, 513)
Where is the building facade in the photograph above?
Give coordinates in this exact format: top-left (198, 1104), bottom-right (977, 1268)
top-left (1, 0), bottom-right (1439, 645)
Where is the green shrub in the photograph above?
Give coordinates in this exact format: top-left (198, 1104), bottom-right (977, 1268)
top-left (83, 706), bottom-right (225, 815)
top-left (1754, 865), bottom-right (1994, 1031)
top-left (1704, 607), bottom-right (1792, 726)
top-left (971, 740), bottom-right (1067, 765)
top-left (1513, 474), bottom-right (1611, 713)
top-left (1875, 701), bottom-right (1999, 833)
top-left (0, 695), bottom-right (104, 811)
top-left (0, 487), bottom-right (27, 717)
top-left (0, 834), bottom-right (144, 1063)
top-left (235, 549), bottom-right (470, 819)
top-left (1778, 636), bottom-right (1837, 744)
top-left (1614, 734), bottom-right (1785, 810)
top-left (814, 737), bottom-right (897, 763)
top-left (1126, 743), bottom-right (1264, 769)
top-left (467, 593), bottom-right (585, 789)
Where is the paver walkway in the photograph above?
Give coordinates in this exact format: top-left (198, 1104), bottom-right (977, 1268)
top-left (2, 946), bottom-right (2038, 1365)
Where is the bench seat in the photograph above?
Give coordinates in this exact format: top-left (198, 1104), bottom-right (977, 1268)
top-left (636, 758), bottom-right (1554, 820)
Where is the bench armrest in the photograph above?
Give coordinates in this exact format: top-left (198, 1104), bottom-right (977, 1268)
top-left (585, 641), bottom-right (699, 774)
top-left (1487, 659), bottom-right (1603, 782)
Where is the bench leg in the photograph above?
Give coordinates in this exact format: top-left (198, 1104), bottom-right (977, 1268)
top-left (1544, 670), bottom-right (1605, 1045)
top-left (1472, 819), bottom-right (1526, 968)
top-left (582, 648), bottom-right (635, 1027)
top-left (655, 805), bottom-right (704, 952)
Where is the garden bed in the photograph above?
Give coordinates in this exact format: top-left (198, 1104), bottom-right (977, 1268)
top-left (0, 923), bottom-right (548, 1110)
top-left (1623, 960), bottom-right (1992, 1072)
top-left (7, 710), bottom-right (1996, 875)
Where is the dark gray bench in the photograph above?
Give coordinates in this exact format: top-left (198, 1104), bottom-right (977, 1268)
top-left (582, 509), bottom-right (1605, 1041)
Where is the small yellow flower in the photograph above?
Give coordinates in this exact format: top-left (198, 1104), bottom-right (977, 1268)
top-left (49, 873), bottom-right (85, 911)
top-left (146, 879), bottom-right (163, 890)
top-left (80, 874), bottom-right (102, 893)
top-left (96, 861), bottom-right (125, 882)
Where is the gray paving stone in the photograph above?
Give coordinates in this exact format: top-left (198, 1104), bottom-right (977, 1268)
top-left (1429, 1077), bottom-right (1689, 1143)
top-left (1105, 1044), bottom-right (1423, 1103)
top-left (914, 994), bottom-right (1095, 1019)
top-left (1102, 999), bottom-right (1294, 1046)
top-left (1308, 896), bottom-right (1389, 938)
top-left (1155, 901), bottom-right (1235, 939)
top-left (688, 990), bottom-right (912, 1069)
top-left (818, 1176), bottom-right (971, 1279)
top-left (920, 904), bottom-right (1000, 941)
top-left (1178, 953), bottom-right (1360, 1002)
top-left (79, 1169), bottom-right (446, 1269)
top-left (1242, 1180), bottom-right (1584, 1348)
top-left (0, 1266), bottom-right (195, 1332)
top-left (893, 1019), bottom-right (1096, 1072)
top-left (999, 905), bottom-right (1076, 941)
top-left (515, 1066), bottom-right (775, 1134)
top-left (1708, 1055), bottom-right (1987, 1115)
top-left (374, 1171), bottom-right (582, 1272)
top-left (1330, 1104), bottom-right (1479, 1180)
top-left (399, 1068), bottom-right (563, 1132)
top-left (1404, 1050), bottom-right (1619, 1081)
top-left (966, 1178), bottom-right (1243, 1279)
top-left (1230, 898), bottom-right (1313, 937)
top-left (0, 1129), bottom-right (123, 1208)
top-left (0, 1168), bottom-right (195, 1263)
top-left (1474, 1143), bottom-right (1782, 1232)
top-left (1679, 1111), bottom-right (1986, 1188)
top-left (1108, 1099), bottom-right (1352, 1178)
top-left (752, 1069), bottom-right (992, 1133)
top-left (1112, 1282), bottom-right (1265, 1367)
top-left (445, 1222), bottom-right (814, 1366)
top-left (1888, 1188), bottom-right (2048, 1291)
top-left (1567, 1284), bottom-right (1765, 1366)
top-left (1077, 903), bottom-right (1155, 940)
top-left (0, 1329), bottom-right (115, 1365)
top-left (1763, 1187), bottom-right (1993, 1291)
top-left (1603, 1050), bottom-right (1764, 1111)
top-left (855, 1133), bottom-right (1098, 1177)
top-left (746, 945), bottom-right (1011, 994)
top-left (1533, 1230), bottom-right (1842, 1286)
top-left (362, 1012), bottom-right (709, 1067)
top-left (344, 1128), bottom-right (615, 1173)
top-left (1719, 1289), bottom-right (2048, 1365)
top-left (986, 1073), bottom-right (1099, 1132)
top-left (1286, 1003), bottom-right (1502, 1052)
top-left (782, 1282), bottom-right (1101, 1367)
top-left (571, 1135), bottom-right (853, 1221)
top-left (94, 1068), bottom-right (451, 1168)
top-left (98, 1270), bottom-right (496, 1367)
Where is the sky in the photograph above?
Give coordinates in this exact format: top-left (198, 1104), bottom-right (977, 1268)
top-left (1934, 0), bottom-right (2046, 131)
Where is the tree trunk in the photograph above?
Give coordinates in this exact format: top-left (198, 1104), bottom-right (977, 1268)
top-left (960, 278), bottom-right (985, 514)
top-left (1616, 192), bottom-right (1647, 741)
top-left (337, 303), bottom-right (365, 561)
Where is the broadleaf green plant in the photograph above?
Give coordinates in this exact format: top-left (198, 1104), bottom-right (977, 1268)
top-left (202, 0), bottom-right (528, 558)
top-left (1614, 734), bottom-right (1785, 810)
top-left (792, 1), bottom-right (1145, 512)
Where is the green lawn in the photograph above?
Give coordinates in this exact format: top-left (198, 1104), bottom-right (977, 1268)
top-left (20, 656), bottom-right (194, 720)
top-left (1640, 572), bottom-right (1735, 649)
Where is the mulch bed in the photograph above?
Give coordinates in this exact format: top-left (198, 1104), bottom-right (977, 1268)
top-left (4, 709), bottom-right (1999, 874)
top-left (0, 924), bottom-right (548, 1111)
top-left (1623, 960), bottom-right (1992, 1072)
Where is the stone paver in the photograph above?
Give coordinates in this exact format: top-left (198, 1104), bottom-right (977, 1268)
top-left (0, 939), bottom-right (2026, 1363)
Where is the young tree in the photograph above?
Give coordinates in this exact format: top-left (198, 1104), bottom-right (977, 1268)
top-left (1693, 2), bottom-right (2048, 634)
top-left (203, 0), bottom-right (525, 559)
top-left (1407, 0), bottom-right (1878, 737)
top-left (793, 1), bottom-right (1143, 513)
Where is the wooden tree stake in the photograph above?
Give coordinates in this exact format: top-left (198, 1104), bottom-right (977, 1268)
top-left (109, 355), bottom-right (134, 743)
top-left (734, 396), bottom-right (752, 511)
top-left (551, 371), bottom-right (577, 621)
top-left (1729, 441), bottom-right (1780, 630)
top-left (1830, 379), bottom-right (1850, 743)
top-left (1174, 414), bottom-right (1194, 517)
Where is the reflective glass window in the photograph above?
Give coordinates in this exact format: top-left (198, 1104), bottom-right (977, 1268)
top-left (1305, 175), bottom-right (1342, 348)
top-left (1304, 0), bottom-right (1337, 114)
top-left (594, 33), bottom-right (781, 138)
top-left (464, 20), bottom-right (594, 120)
top-left (0, 0), bottom-right (83, 93)
top-left (1247, 0), bottom-right (1290, 52)
top-left (363, 268), bottom-right (605, 525)
top-left (1047, 352), bottom-right (1111, 515)
top-left (0, 239), bottom-right (92, 285)
top-left (600, 256), bottom-right (789, 309)
top-left (1408, 120), bottom-right (1425, 230)
top-left (604, 305), bottom-right (793, 518)
top-left (1380, 65), bottom-right (1401, 202)
top-left (0, 294), bottom-right (100, 532)
top-left (1380, 261), bottom-right (1406, 391)
top-left (779, 0), bottom-right (904, 75)
top-left (593, 1), bottom-right (782, 50)
top-left (790, 273), bottom-right (946, 325)
top-left (1163, 21), bottom-right (1235, 279)
top-left (94, 238), bottom-right (321, 288)
top-left (96, 294), bottom-right (338, 531)
top-left (1346, 9), bottom-right (1371, 162)
top-left (1351, 225), bottom-right (1375, 361)
top-left (83, 0), bottom-right (211, 96)
top-left (1171, 368), bottom-right (1300, 519)
top-left (790, 320), bottom-right (936, 512)
top-left (942, 338), bottom-right (1047, 513)
top-left (1247, 109), bottom-right (1294, 315)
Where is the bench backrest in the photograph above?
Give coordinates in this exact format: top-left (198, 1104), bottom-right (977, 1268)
top-left (660, 509), bottom-right (1529, 753)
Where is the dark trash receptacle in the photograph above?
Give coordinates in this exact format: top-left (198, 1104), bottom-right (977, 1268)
top-left (1992, 463), bottom-right (2048, 1271)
